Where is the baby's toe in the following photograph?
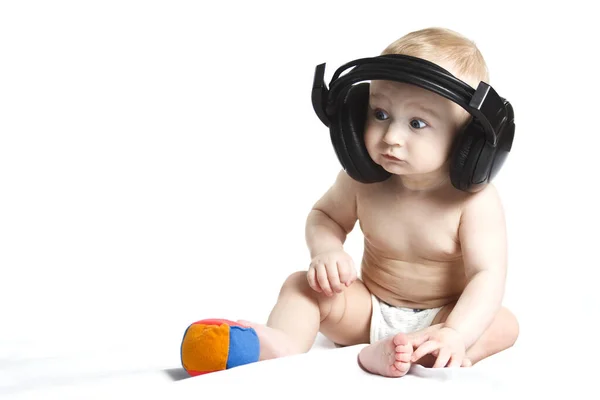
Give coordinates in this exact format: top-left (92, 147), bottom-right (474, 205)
top-left (395, 344), bottom-right (412, 353)
top-left (393, 361), bottom-right (410, 373)
top-left (393, 333), bottom-right (410, 347)
top-left (395, 352), bottom-right (412, 363)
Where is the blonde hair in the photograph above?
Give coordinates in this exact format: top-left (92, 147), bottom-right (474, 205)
top-left (381, 27), bottom-right (489, 89)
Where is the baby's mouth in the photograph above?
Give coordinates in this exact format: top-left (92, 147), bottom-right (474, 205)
top-left (382, 154), bottom-right (404, 162)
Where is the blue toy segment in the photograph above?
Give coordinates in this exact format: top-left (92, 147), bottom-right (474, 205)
top-left (225, 326), bottom-right (260, 369)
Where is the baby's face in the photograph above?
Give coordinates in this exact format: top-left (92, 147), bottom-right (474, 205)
top-left (364, 80), bottom-right (468, 178)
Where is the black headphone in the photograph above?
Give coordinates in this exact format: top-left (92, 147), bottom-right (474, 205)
top-left (311, 54), bottom-right (515, 192)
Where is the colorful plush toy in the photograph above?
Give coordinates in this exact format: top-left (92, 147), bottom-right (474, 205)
top-left (180, 318), bottom-right (260, 376)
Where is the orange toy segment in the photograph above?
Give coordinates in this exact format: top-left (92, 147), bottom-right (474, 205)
top-left (181, 323), bottom-right (230, 373)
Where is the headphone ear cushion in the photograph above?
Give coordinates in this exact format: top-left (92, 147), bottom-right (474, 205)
top-left (330, 82), bottom-right (390, 183)
top-left (450, 124), bottom-right (487, 192)
top-left (488, 115), bottom-right (515, 182)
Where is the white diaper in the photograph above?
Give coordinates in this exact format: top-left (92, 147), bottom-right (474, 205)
top-left (369, 294), bottom-right (443, 343)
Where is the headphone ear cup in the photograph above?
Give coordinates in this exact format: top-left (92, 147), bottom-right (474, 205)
top-left (329, 82), bottom-right (390, 183)
top-left (450, 123), bottom-right (487, 192)
top-left (450, 112), bottom-right (515, 192)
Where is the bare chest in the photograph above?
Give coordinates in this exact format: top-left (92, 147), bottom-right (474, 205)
top-left (357, 188), bottom-right (463, 263)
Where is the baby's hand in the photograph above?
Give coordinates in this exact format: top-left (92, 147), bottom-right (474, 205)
top-left (411, 327), bottom-right (468, 368)
top-left (307, 250), bottom-right (357, 296)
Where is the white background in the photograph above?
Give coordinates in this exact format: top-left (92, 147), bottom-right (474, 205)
top-left (1, 0), bottom-right (599, 391)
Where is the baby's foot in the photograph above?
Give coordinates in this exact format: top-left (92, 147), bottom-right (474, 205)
top-left (358, 333), bottom-right (413, 377)
top-left (237, 320), bottom-right (301, 361)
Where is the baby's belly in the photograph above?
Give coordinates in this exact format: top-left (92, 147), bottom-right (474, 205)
top-left (360, 242), bottom-right (466, 309)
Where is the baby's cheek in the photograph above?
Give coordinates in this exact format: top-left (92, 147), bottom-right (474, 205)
top-left (363, 130), bottom-right (378, 156)
top-left (423, 142), bottom-right (450, 166)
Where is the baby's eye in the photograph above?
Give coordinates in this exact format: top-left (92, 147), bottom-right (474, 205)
top-left (409, 119), bottom-right (427, 129)
top-left (373, 109), bottom-right (389, 121)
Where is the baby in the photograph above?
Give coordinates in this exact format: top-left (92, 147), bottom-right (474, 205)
top-left (240, 27), bottom-right (519, 377)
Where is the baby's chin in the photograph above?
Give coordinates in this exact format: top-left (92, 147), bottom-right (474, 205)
top-left (378, 159), bottom-right (409, 174)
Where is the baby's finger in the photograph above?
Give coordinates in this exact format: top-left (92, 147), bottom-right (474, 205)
top-left (447, 354), bottom-right (463, 368)
top-left (432, 347), bottom-right (451, 368)
top-left (348, 263), bottom-right (358, 284)
top-left (409, 333), bottom-right (430, 349)
top-left (316, 264), bottom-right (333, 296)
top-left (337, 261), bottom-right (352, 286)
top-left (326, 263), bottom-right (343, 293)
top-left (411, 340), bottom-right (440, 362)
top-left (306, 267), bottom-right (321, 292)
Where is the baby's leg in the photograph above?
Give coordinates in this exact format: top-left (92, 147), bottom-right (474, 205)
top-left (462, 307), bottom-right (519, 365)
top-left (356, 306), bottom-right (518, 377)
top-left (419, 305), bottom-right (519, 366)
top-left (240, 271), bottom-right (373, 361)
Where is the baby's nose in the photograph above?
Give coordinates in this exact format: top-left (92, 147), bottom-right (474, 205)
top-left (382, 124), bottom-right (407, 146)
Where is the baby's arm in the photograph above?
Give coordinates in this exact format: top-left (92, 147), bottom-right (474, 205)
top-left (305, 170), bottom-right (359, 258)
top-left (304, 170), bottom-right (360, 295)
top-left (443, 184), bottom-right (508, 349)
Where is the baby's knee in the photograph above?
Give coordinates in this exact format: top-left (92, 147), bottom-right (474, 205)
top-left (279, 271), bottom-right (313, 297)
top-left (504, 308), bottom-right (520, 347)
top-left (278, 270), bottom-right (333, 309)
top-left (491, 307), bottom-right (519, 352)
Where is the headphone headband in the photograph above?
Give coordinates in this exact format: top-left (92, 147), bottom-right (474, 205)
top-left (312, 54), bottom-right (512, 147)
top-left (330, 55), bottom-right (472, 96)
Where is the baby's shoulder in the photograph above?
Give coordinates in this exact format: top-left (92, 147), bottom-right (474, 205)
top-left (461, 183), bottom-right (503, 209)
top-left (332, 169), bottom-right (379, 196)
top-left (457, 183), bottom-right (505, 227)
top-left (427, 183), bottom-right (504, 221)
